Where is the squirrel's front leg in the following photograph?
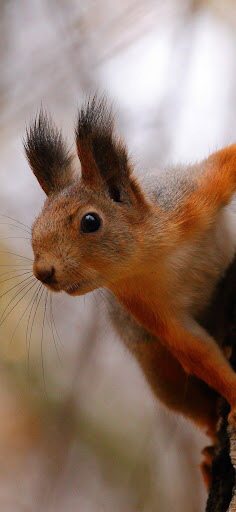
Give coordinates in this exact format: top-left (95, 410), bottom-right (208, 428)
top-left (163, 316), bottom-right (236, 426)
top-left (118, 294), bottom-right (236, 423)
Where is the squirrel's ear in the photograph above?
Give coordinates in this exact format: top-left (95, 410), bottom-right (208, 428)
top-left (24, 110), bottom-right (74, 196)
top-left (76, 96), bottom-right (143, 204)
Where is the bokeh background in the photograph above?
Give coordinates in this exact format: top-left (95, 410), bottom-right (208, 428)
top-left (0, 1), bottom-right (236, 510)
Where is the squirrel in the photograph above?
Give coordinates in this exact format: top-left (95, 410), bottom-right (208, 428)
top-left (24, 96), bottom-right (236, 484)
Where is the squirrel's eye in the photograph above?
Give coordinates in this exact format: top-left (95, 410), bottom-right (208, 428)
top-left (80, 212), bottom-right (102, 234)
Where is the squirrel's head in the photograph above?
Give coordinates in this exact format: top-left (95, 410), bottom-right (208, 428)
top-left (24, 97), bottom-right (151, 296)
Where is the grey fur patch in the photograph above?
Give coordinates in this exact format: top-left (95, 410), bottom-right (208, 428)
top-left (139, 163), bottom-right (202, 209)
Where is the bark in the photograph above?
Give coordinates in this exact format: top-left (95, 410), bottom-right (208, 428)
top-left (205, 259), bottom-right (236, 512)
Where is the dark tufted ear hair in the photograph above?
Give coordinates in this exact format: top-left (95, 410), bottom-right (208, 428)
top-left (24, 110), bottom-right (74, 196)
top-left (76, 96), bottom-right (132, 203)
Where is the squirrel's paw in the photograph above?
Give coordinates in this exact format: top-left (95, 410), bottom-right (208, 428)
top-left (200, 460), bottom-right (212, 489)
top-left (200, 445), bottom-right (217, 489)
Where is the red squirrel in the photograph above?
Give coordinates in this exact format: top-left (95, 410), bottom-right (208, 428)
top-left (24, 96), bottom-right (236, 479)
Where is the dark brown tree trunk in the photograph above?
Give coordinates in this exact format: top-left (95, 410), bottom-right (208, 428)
top-left (205, 259), bottom-right (236, 512)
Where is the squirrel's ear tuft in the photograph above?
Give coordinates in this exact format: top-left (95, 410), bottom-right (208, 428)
top-left (24, 110), bottom-right (74, 196)
top-left (76, 96), bottom-right (132, 202)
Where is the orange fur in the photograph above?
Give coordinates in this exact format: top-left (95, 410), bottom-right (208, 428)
top-left (172, 145), bottom-right (236, 236)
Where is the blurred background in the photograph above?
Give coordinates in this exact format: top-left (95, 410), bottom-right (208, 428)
top-left (0, 0), bottom-right (236, 510)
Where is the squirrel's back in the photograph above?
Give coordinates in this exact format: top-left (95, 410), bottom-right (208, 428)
top-left (140, 162), bottom-right (206, 210)
top-left (140, 165), bottom-right (236, 316)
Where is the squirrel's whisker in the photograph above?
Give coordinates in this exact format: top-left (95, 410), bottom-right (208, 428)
top-left (47, 295), bottom-right (62, 366)
top-left (50, 294), bottom-right (64, 349)
top-left (8, 282), bottom-right (41, 347)
top-left (99, 287), bottom-right (115, 308)
top-left (0, 214), bottom-right (31, 232)
top-left (0, 223), bottom-right (31, 235)
top-left (0, 275), bottom-right (34, 301)
top-left (26, 283), bottom-right (42, 351)
top-left (0, 271), bottom-right (32, 285)
top-left (65, 264), bottom-right (110, 289)
top-left (0, 251), bottom-right (33, 262)
top-left (27, 285), bottom-right (44, 382)
top-left (1, 236), bottom-right (31, 241)
top-left (0, 264), bottom-right (32, 267)
top-left (0, 278), bottom-right (36, 326)
top-left (40, 290), bottom-right (48, 396)
top-left (96, 289), bottom-right (116, 317)
top-left (92, 289), bottom-right (100, 314)
top-left (0, 268), bottom-right (32, 278)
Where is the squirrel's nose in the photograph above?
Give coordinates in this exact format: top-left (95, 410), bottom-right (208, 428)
top-left (34, 265), bottom-right (55, 284)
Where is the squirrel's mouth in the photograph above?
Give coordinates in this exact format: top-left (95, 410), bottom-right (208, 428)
top-left (66, 282), bottom-right (81, 294)
top-left (65, 280), bottom-right (91, 296)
